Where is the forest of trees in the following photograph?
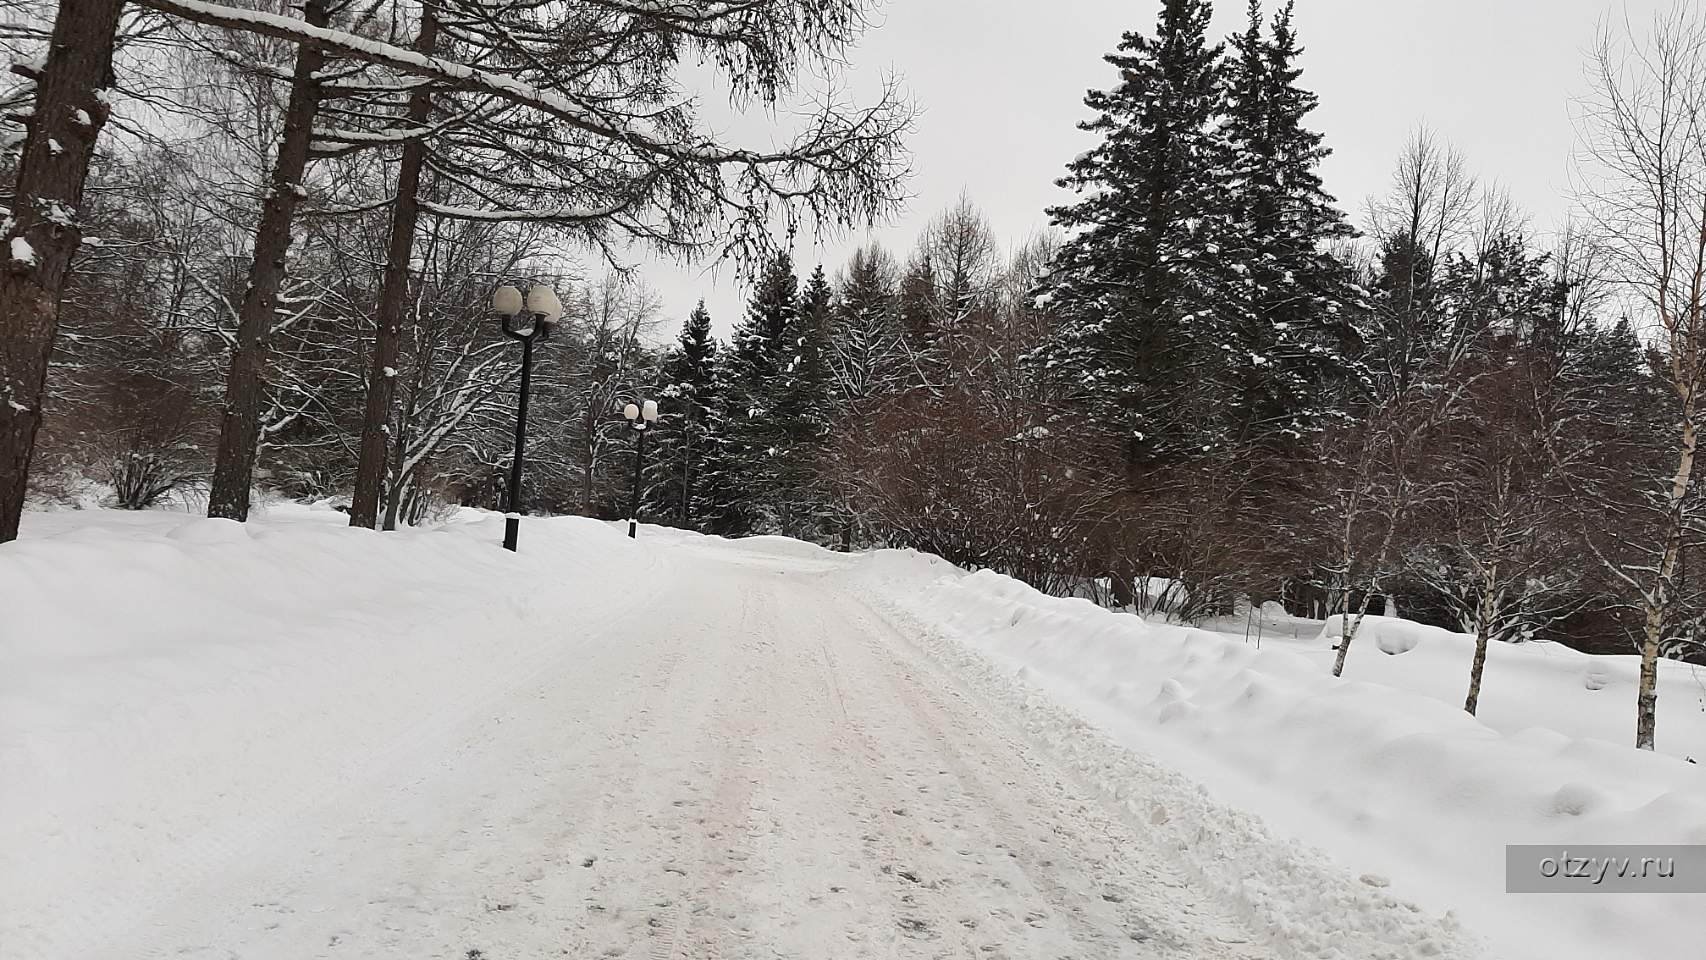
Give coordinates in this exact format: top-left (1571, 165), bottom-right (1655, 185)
top-left (4, 0), bottom-right (1706, 746)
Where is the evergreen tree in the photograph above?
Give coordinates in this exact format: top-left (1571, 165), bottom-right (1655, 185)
top-left (704, 252), bottom-right (800, 535)
top-left (648, 301), bottom-right (720, 530)
top-left (1219, 0), bottom-right (1359, 457)
top-left (828, 243), bottom-right (907, 415)
top-left (896, 255), bottom-right (944, 387)
top-left (1037, 0), bottom-right (1230, 472)
top-left (771, 266), bottom-right (837, 536)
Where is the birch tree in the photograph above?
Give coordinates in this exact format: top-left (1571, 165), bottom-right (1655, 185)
top-left (1580, 5), bottom-right (1706, 749)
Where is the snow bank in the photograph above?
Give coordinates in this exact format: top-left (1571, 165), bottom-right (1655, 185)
top-left (1313, 614), bottom-right (1706, 758)
top-left (0, 505), bottom-right (655, 959)
top-left (867, 565), bottom-right (1706, 960)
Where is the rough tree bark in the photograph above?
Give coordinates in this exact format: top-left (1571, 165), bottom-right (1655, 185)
top-left (206, 0), bottom-right (329, 521)
top-left (0, 0), bottom-right (125, 543)
top-left (349, 6), bottom-right (437, 529)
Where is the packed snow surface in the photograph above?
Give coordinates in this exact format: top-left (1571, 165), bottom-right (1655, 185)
top-left (0, 507), bottom-right (1278, 958)
top-left (2, 505), bottom-right (1699, 959)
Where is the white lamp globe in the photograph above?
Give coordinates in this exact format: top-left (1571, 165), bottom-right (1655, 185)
top-left (491, 285), bottom-right (523, 316)
top-left (623, 402), bottom-right (640, 421)
top-left (525, 284), bottom-right (562, 324)
top-left (642, 399), bottom-right (659, 421)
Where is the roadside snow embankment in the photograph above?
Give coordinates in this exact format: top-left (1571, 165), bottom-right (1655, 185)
top-left (1315, 614), bottom-right (1706, 755)
top-left (0, 505), bottom-right (653, 959)
top-left (866, 564), bottom-right (1706, 960)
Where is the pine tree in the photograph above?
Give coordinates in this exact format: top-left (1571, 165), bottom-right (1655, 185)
top-left (648, 301), bottom-right (720, 530)
top-left (1037, 0), bottom-right (1230, 473)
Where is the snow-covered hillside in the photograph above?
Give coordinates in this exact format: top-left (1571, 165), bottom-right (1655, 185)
top-left (4, 505), bottom-right (1703, 959)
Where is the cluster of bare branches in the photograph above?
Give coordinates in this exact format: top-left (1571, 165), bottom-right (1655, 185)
top-left (0, 0), bottom-right (911, 539)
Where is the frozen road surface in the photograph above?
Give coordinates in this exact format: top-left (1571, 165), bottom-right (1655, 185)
top-left (2, 512), bottom-right (1475, 959)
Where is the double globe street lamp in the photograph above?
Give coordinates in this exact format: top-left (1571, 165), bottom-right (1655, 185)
top-left (623, 398), bottom-right (658, 538)
top-left (491, 283), bottom-right (562, 551)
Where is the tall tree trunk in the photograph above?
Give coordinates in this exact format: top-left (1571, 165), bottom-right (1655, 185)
top-left (1636, 410), bottom-right (1694, 749)
top-left (205, 0), bottom-right (329, 521)
top-left (0, 0), bottom-right (124, 543)
top-left (350, 8), bottom-right (437, 528)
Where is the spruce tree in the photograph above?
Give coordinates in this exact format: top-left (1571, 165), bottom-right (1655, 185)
top-left (1038, 0), bottom-right (1230, 473)
top-left (1219, 0), bottom-right (1358, 458)
top-left (648, 301), bottom-right (720, 530)
top-left (705, 252), bottom-right (800, 534)
top-left (896, 256), bottom-right (944, 388)
top-left (828, 244), bottom-right (907, 415)
top-left (771, 266), bottom-right (837, 537)
top-left (823, 246), bottom-right (907, 548)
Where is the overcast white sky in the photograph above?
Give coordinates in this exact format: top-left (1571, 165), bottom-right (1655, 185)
top-left (634, 0), bottom-right (1669, 336)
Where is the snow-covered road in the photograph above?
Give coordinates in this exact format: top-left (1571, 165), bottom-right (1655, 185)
top-left (3, 513), bottom-right (1476, 959)
top-left (166, 550), bottom-right (1264, 958)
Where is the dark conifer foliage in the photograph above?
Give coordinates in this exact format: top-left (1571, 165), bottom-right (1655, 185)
top-left (772, 266), bottom-right (837, 535)
top-left (1037, 0), bottom-right (1230, 472)
top-left (648, 301), bottom-right (721, 529)
top-left (827, 244), bottom-right (907, 416)
top-left (1219, 0), bottom-right (1360, 457)
top-left (702, 252), bottom-right (800, 535)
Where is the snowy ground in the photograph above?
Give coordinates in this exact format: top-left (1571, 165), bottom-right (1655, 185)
top-left (1, 506), bottom-right (1696, 959)
top-left (889, 573), bottom-right (1706, 960)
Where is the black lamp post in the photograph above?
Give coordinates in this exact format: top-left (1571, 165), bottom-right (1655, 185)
top-left (624, 398), bottom-right (658, 538)
top-left (491, 283), bottom-right (561, 551)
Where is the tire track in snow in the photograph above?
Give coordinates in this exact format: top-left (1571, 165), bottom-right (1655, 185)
top-left (848, 576), bottom-right (1485, 960)
top-left (802, 578), bottom-right (1262, 959)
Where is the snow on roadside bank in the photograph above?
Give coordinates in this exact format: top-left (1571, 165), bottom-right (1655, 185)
top-left (1305, 614), bottom-right (1706, 758)
top-left (859, 563), bottom-right (1706, 960)
top-left (0, 504), bottom-right (655, 959)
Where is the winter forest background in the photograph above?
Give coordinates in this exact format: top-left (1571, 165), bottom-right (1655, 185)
top-left (4, 0), bottom-right (1706, 739)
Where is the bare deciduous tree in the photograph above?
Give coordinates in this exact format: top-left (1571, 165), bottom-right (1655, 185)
top-left (1580, 4), bottom-right (1706, 749)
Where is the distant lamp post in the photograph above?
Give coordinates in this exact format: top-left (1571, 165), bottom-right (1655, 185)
top-left (624, 398), bottom-right (659, 538)
top-left (492, 283), bottom-right (562, 551)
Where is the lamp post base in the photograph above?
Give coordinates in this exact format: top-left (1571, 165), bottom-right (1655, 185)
top-left (503, 516), bottom-right (520, 551)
